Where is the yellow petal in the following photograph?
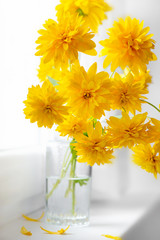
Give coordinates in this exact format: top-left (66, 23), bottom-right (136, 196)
top-left (88, 62), bottom-right (97, 79)
top-left (152, 52), bottom-right (157, 61)
top-left (58, 225), bottom-right (70, 234)
top-left (20, 226), bottom-right (32, 236)
top-left (103, 57), bottom-right (111, 69)
top-left (22, 211), bottom-right (44, 222)
top-left (102, 234), bottom-right (122, 240)
top-left (63, 43), bottom-right (68, 50)
top-left (94, 121), bottom-right (102, 138)
top-left (40, 225), bottom-right (70, 235)
top-left (83, 48), bottom-right (97, 56)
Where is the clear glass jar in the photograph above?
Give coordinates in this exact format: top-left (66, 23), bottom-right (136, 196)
top-left (45, 139), bottom-right (92, 226)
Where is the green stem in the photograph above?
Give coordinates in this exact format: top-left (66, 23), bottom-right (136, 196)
top-left (65, 159), bottom-right (75, 197)
top-left (46, 179), bottom-right (61, 200)
top-left (63, 147), bottom-right (70, 165)
top-left (72, 159), bottom-right (76, 215)
top-left (46, 149), bottom-right (72, 200)
top-left (65, 156), bottom-right (77, 215)
top-left (140, 99), bottom-right (160, 113)
top-left (63, 148), bottom-right (71, 169)
top-left (110, 70), bottom-right (115, 79)
top-left (46, 139), bottom-right (77, 217)
top-left (72, 182), bottom-right (76, 215)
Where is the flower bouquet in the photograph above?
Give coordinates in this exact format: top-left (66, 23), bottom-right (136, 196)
top-left (23, 0), bottom-right (160, 226)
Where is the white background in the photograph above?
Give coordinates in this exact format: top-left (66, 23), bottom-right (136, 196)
top-left (1, 0), bottom-right (160, 147)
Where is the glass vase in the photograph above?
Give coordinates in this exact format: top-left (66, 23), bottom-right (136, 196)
top-left (45, 139), bottom-right (92, 226)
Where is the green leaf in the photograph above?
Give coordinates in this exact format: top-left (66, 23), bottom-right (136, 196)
top-left (83, 131), bottom-right (88, 137)
top-left (48, 76), bottom-right (58, 86)
top-left (102, 127), bottom-right (105, 135)
top-left (93, 118), bottom-right (97, 128)
top-left (74, 178), bottom-right (89, 186)
top-left (76, 8), bottom-right (87, 17)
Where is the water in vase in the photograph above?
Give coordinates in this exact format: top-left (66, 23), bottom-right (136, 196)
top-left (46, 176), bottom-right (91, 226)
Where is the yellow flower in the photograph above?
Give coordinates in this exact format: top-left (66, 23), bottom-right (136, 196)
top-left (49, 65), bottom-right (70, 95)
top-left (74, 121), bottom-right (115, 166)
top-left (40, 225), bottom-right (70, 235)
top-left (56, 115), bottom-right (87, 138)
top-left (148, 118), bottom-right (160, 142)
top-left (37, 57), bottom-right (54, 82)
top-left (58, 62), bottom-right (112, 119)
top-left (99, 17), bottom-right (157, 72)
top-left (20, 226), bottom-right (32, 236)
top-left (110, 72), bottom-right (148, 114)
top-left (56, 0), bottom-right (112, 32)
top-left (133, 69), bottom-right (152, 89)
top-left (23, 81), bottom-right (68, 128)
top-left (106, 112), bottom-right (150, 148)
top-left (37, 57), bottom-right (64, 84)
top-left (22, 211), bottom-right (44, 222)
top-left (132, 143), bottom-right (160, 178)
top-left (35, 15), bottom-right (96, 69)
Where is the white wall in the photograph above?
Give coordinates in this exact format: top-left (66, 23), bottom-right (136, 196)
top-left (91, 0), bottom-right (160, 201)
top-left (124, 0), bottom-right (160, 195)
top-left (126, 0), bottom-right (160, 120)
top-left (0, 0), bottom-right (56, 225)
top-left (0, 147), bottom-right (45, 226)
top-left (0, 0), bottom-right (58, 149)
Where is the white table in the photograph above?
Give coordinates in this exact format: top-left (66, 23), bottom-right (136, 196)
top-left (1, 194), bottom-right (159, 240)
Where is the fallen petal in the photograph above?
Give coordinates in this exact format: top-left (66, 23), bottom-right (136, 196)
top-left (40, 225), bottom-right (70, 235)
top-left (20, 226), bottom-right (32, 236)
top-left (22, 211), bottom-right (44, 222)
top-left (102, 234), bottom-right (122, 240)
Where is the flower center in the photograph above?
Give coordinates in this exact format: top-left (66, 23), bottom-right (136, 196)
top-left (121, 34), bottom-right (141, 54)
top-left (83, 92), bottom-right (92, 99)
top-left (45, 105), bottom-right (52, 113)
top-left (93, 142), bottom-right (103, 152)
top-left (61, 33), bottom-right (72, 43)
top-left (120, 91), bottom-right (129, 104)
top-left (124, 128), bottom-right (139, 137)
top-left (151, 154), bottom-right (158, 163)
top-left (71, 124), bottom-right (80, 132)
